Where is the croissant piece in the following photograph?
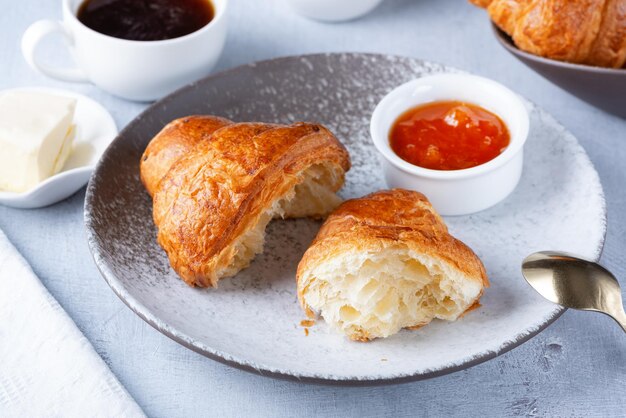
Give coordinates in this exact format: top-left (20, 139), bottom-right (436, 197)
top-left (472, 0), bottom-right (626, 68)
top-left (140, 115), bottom-right (233, 196)
top-left (145, 119), bottom-right (351, 288)
top-left (297, 189), bottom-right (488, 341)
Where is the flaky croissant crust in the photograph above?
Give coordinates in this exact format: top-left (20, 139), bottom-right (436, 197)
top-left (141, 115), bottom-right (233, 196)
top-left (472, 0), bottom-right (626, 68)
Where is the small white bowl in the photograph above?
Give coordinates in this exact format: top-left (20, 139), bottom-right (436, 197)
top-left (286, 0), bottom-right (384, 22)
top-left (370, 73), bottom-right (530, 216)
top-left (0, 87), bottom-right (117, 209)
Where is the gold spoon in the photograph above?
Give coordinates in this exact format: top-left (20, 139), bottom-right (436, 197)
top-left (522, 251), bottom-right (626, 332)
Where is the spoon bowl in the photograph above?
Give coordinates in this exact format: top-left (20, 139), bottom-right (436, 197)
top-left (522, 251), bottom-right (626, 332)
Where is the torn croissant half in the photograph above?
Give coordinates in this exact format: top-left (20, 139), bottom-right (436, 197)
top-left (297, 189), bottom-right (489, 341)
top-left (141, 117), bottom-right (351, 288)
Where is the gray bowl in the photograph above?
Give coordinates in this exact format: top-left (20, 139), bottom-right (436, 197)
top-left (492, 24), bottom-right (626, 119)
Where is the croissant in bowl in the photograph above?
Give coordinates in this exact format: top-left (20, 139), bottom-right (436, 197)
top-left (297, 189), bottom-right (489, 341)
top-left (471, 0), bottom-right (626, 68)
top-left (140, 117), bottom-right (351, 288)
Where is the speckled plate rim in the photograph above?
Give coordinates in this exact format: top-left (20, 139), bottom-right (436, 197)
top-left (84, 52), bottom-right (607, 386)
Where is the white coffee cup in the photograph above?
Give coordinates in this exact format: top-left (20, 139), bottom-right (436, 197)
top-left (22, 0), bottom-right (228, 101)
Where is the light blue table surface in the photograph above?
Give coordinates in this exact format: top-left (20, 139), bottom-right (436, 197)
top-left (1, 1), bottom-right (625, 416)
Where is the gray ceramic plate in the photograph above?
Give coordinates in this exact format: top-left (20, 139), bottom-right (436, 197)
top-left (492, 24), bottom-right (626, 119)
top-left (85, 53), bottom-right (606, 384)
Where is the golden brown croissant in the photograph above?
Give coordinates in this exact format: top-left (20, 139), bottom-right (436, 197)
top-left (472, 0), bottom-right (626, 68)
top-left (297, 189), bottom-right (488, 341)
top-left (142, 118), bottom-right (351, 288)
top-left (140, 115), bottom-right (232, 196)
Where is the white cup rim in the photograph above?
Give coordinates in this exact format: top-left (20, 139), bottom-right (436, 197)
top-left (63, 0), bottom-right (228, 45)
top-left (370, 73), bottom-right (530, 180)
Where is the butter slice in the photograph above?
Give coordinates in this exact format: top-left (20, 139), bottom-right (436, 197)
top-left (0, 92), bottom-right (76, 193)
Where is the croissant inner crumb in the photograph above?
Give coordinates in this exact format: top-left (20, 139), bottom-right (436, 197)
top-left (280, 164), bottom-right (343, 219)
top-left (214, 163), bottom-right (344, 280)
top-left (302, 248), bottom-right (483, 341)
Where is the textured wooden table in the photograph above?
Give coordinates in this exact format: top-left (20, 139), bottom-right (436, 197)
top-left (1, 0), bottom-right (625, 416)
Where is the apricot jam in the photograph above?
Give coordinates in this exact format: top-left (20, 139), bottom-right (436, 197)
top-left (389, 101), bottom-right (510, 171)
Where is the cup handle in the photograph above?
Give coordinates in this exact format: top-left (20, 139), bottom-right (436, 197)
top-left (21, 20), bottom-right (89, 83)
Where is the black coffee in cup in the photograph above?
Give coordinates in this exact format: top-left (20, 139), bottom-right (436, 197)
top-left (77, 0), bottom-right (215, 41)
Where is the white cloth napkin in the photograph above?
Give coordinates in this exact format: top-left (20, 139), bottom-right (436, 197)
top-left (0, 229), bottom-right (145, 418)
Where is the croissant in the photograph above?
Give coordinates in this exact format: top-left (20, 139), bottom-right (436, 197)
top-left (296, 189), bottom-right (488, 341)
top-left (471, 0), bottom-right (626, 68)
top-left (141, 118), bottom-right (351, 288)
top-left (140, 115), bottom-right (232, 196)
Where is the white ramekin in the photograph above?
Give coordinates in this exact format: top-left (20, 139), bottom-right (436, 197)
top-left (370, 73), bottom-right (530, 216)
top-left (286, 0), bottom-right (384, 22)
